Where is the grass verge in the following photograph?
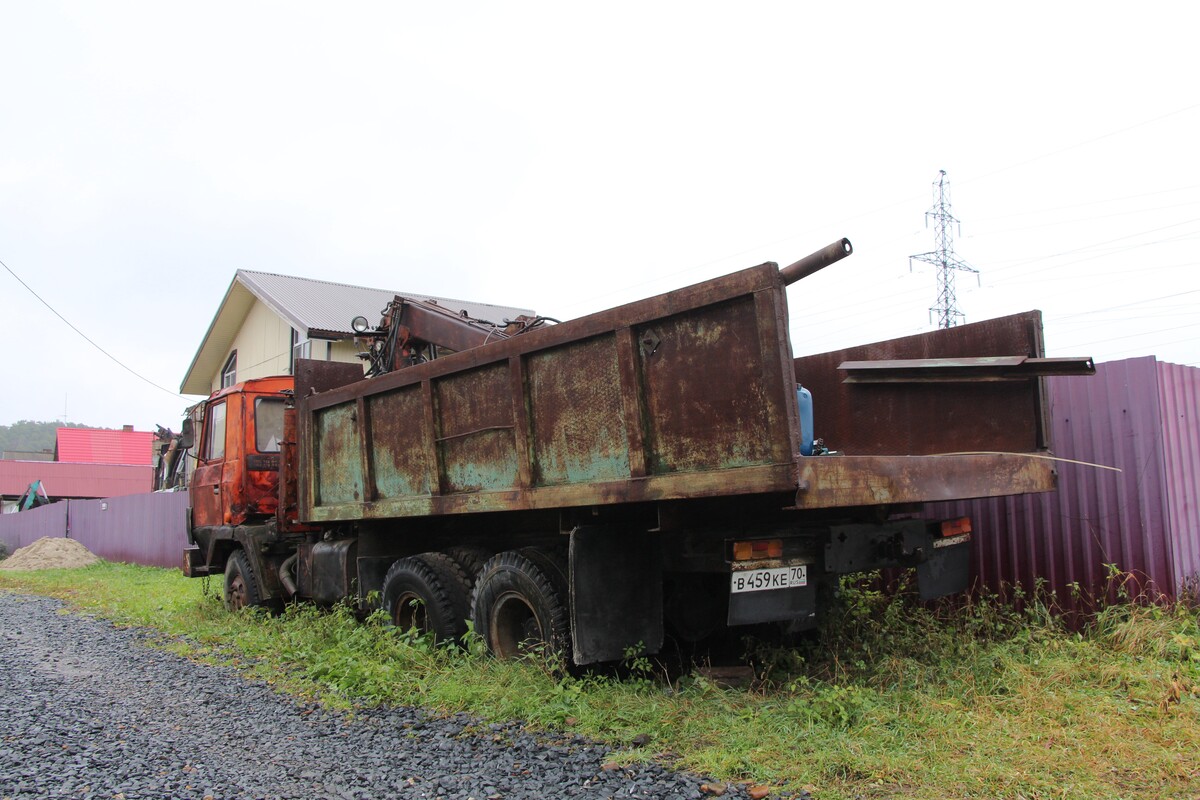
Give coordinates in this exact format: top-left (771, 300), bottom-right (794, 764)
top-left (2, 562), bottom-right (1198, 800)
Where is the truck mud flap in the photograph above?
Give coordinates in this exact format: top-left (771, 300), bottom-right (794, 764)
top-left (569, 526), bottom-right (663, 665)
top-left (824, 520), bottom-right (972, 600)
top-left (727, 582), bottom-right (817, 627)
top-left (917, 535), bottom-right (971, 600)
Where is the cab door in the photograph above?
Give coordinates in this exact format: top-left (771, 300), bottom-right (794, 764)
top-left (191, 399), bottom-right (229, 527)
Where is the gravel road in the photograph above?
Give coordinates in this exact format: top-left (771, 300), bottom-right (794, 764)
top-left (0, 593), bottom-right (764, 800)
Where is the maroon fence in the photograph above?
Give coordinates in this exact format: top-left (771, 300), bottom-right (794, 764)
top-left (0, 501), bottom-right (69, 552)
top-left (927, 357), bottom-right (1200, 604)
top-left (67, 492), bottom-right (190, 569)
top-left (0, 492), bottom-right (189, 569)
top-left (1158, 360), bottom-right (1200, 595)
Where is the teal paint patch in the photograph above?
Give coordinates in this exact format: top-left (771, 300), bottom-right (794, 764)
top-left (440, 429), bottom-right (520, 492)
top-left (314, 403), bottom-right (364, 506)
top-left (368, 388), bottom-right (430, 499)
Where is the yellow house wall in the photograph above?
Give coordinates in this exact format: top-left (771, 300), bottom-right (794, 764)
top-left (330, 339), bottom-right (363, 364)
top-left (208, 300), bottom-right (367, 392)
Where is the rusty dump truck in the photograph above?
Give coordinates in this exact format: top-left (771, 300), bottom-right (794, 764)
top-left (180, 239), bottom-right (1093, 665)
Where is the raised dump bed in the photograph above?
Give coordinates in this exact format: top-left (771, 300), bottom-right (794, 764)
top-left (298, 261), bottom-right (1076, 523)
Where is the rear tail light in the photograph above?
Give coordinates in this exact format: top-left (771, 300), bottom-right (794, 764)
top-left (732, 539), bottom-right (783, 561)
top-left (940, 517), bottom-right (972, 537)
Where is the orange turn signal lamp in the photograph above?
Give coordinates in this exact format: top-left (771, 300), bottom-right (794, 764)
top-left (732, 539), bottom-right (783, 561)
top-left (940, 517), bottom-right (972, 537)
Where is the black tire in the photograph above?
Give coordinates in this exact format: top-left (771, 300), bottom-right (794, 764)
top-left (224, 550), bottom-right (265, 613)
top-left (471, 549), bottom-right (571, 662)
top-left (444, 546), bottom-right (491, 592)
top-left (382, 553), bottom-right (471, 643)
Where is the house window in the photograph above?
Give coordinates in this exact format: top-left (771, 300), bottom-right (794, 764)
top-left (291, 331), bottom-right (311, 373)
top-left (221, 351), bottom-right (238, 388)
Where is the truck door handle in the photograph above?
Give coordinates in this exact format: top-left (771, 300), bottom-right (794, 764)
top-left (212, 486), bottom-right (219, 495)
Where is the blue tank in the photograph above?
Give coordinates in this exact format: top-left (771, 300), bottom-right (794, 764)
top-left (797, 384), bottom-right (814, 457)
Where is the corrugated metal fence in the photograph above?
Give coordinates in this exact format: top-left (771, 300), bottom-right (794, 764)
top-left (0, 501), bottom-right (68, 552)
top-left (1159, 360), bottom-right (1200, 596)
top-left (927, 357), bottom-right (1200, 604)
top-left (0, 492), bottom-right (188, 569)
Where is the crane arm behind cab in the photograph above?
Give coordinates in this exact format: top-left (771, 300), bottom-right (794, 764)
top-left (357, 295), bottom-right (546, 377)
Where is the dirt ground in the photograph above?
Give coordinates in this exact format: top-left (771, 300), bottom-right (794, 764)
top-left (0, 537), bottom-right (100, 571)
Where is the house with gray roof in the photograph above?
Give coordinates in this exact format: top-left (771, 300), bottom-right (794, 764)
top-left (180, 270), bottom-right (533, 396)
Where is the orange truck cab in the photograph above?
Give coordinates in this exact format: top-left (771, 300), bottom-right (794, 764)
top-left (183, 377), bottom-right (296, 585)
top-left (190, 376), bottom-right (292, 528)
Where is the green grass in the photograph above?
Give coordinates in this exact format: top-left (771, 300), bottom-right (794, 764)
top-left (2, 562), bottom-right (1197, 800)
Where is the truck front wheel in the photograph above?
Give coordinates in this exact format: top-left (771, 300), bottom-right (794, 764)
top-left (472, 550), bottom-right (570, 662)
top-left (224, 550), bottom-right (265, 612)
top-left (382, 554), bottom-right (470, 643)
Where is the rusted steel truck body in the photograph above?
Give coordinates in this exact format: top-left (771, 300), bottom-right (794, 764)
top-left (184, 241), bottom-right (1090, 664)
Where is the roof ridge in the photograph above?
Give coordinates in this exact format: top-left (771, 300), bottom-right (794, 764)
top-left (237, 268), bottom-right (390, 296)
top-left (236, 269), bottom-right (531, 314)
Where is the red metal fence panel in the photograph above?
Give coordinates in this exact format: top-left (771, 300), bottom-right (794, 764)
top-left (67, 492), bottom-right (190, 569)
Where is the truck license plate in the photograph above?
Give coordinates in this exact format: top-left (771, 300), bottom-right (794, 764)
top-left (730, 565), bottom-right (807, 593)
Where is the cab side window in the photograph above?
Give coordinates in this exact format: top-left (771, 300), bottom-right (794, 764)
top-left (255, 398), bottom-right (284, 453)
top-left (205, 401), bottom-right (227, 461)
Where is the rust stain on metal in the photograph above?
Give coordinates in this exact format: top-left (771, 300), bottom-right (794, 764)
top-left (639, 296), bottom-right (782, 474)
top-left (794, 311), bottom-right (1052, 456)
top-left (314, 404), bottom-right (364, 505)
top-left (434, 363), bottom-right (520, 492)
top-left (839, 355), bottom-right (1095, 383)
top-left (527, 334), bottom-right (631, 486)
top-left (367, 387), bottom-right (430, 499)
top-left (795, 454), bottom-right (1055, 508)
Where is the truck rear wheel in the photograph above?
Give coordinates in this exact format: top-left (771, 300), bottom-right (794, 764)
top-left (472, 550), bottom-right (570, 662)
top-left (445, 546), bottom-right (491, 590)
top-left (224, 550), bottom-right (265, 613)
top-left (382, 554), bottom-right (470, 643)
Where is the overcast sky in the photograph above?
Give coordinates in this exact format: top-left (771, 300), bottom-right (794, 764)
top-left (2, 2), bottom-right (1197, 432)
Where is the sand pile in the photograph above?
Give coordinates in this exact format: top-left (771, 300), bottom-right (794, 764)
top-left (0, 537), bottom-right (101, 570)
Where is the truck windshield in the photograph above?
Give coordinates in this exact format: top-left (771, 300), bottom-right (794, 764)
top-left (255, 397), bottom-right (285, 453)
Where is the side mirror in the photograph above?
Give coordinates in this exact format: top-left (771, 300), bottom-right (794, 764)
top-left (180, 418), bottom-right (195, 450)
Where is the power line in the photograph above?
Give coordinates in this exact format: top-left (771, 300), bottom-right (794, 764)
top-left (958, 101), bottom-right (1200, 187)
top-left (1052, 320), bottom-right (1200, 349)
top-left (0, 255), bottom-right (186, 400)
top-left (968, 183), bottom-right (1200, 223)
top-left (973, 217), bottom-right (1200, 277)
top-left (1052, 288), bottom-right (1200, 318)
top-left (968, 199), bottom-right (1200, 239)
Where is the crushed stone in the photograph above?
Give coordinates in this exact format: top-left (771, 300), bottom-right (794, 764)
top-left (0, 592), bottom-right (770, 799)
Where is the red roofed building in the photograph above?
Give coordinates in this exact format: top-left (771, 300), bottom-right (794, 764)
top-left (0, 460), bottom-right (152, 505)
top-left (55, 426), bottom-right (154, 465)
top-left (1, 427), bottom-right (156, 512)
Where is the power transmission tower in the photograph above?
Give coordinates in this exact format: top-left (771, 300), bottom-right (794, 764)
top-left (910, 170), bottom-right (979, 328)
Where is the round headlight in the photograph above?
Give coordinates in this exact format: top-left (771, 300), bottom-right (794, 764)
top-left (351, 315), bottom-right (371, 334)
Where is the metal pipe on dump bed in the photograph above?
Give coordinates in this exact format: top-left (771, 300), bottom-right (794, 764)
top-left (779, 238), bottom-right (853, 285)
